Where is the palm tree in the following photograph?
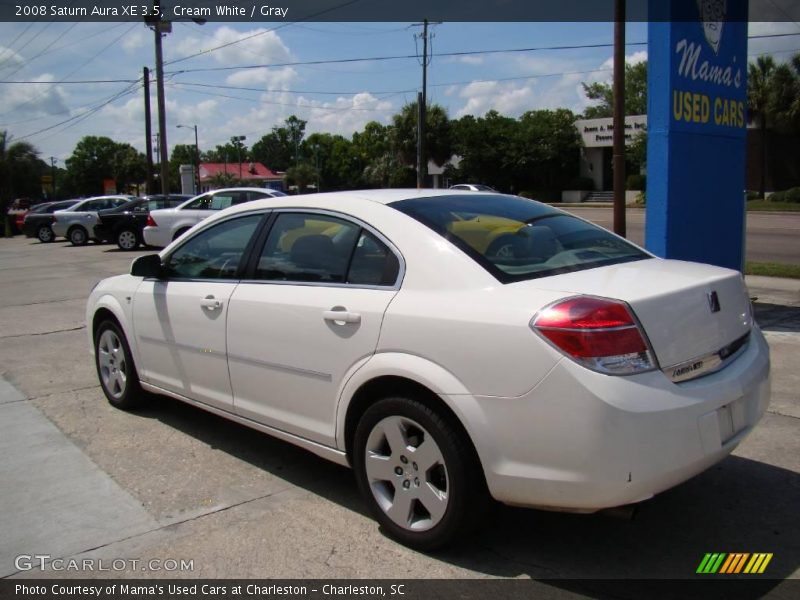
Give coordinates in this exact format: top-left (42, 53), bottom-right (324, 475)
top-left (0, 130), bottom-right (40, 235)
top-left (747, 57), bottom-right (777, 199)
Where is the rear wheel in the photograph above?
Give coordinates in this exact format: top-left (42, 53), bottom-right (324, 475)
top-left (116, 228), bottom-right (140, 250)
top-left (68, 226), bottom-right (88, 246)
top-left (353, 396), bottom-right (485, 550)
top-left (94, 320), bottom-right (144, 410)
top-left (173, 227), bottom-right (190, 242)
top-left (37, 225), bottom-right (54, 243)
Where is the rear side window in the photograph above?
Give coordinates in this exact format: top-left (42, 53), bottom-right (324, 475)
top-left (391, 194), bottom-right (648, 283)
top-left (253, 213), bottom-right (399, 286)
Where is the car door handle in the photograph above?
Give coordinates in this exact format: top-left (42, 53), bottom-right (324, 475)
top-left (200, 296), bottom-right (223, 310)
top-left (323, 310), bottom-right (361, 324)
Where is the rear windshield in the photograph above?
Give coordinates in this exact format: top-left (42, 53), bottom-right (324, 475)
top-left (390, 194), bottom-right (649, 283)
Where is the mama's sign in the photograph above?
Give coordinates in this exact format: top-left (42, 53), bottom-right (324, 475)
top-left (645, 0), bottom-right (749, 271)
top-left (670, 1), bottom-right (747, 133)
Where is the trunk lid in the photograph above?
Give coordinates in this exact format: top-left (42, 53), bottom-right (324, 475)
top-left (515, 258), bottom-right (752, 369)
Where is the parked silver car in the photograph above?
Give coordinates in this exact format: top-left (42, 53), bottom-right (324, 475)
top-left (52, 196), bottom-right (136, 245)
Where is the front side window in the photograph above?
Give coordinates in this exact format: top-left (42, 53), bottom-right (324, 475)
top-left (253, 213), bottom-right (399, 286)
top-left (391, 194), bottom-right (649, 283)
top-left (164, 215), bottom-right (262, 280)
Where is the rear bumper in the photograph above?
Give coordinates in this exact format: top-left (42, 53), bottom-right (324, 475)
top-left (142, 226), bottom-right (169, 248)
top-left (460, 327), bottom-right (771, 510)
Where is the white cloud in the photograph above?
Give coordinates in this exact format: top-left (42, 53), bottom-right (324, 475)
top-left (214, 90), bottom-right (395, 145)
top-left (121, 29), bottom-right (146, 54)
top-left (225, 66), bottom-right (298, 89)
top-left (444, 55), bottom-right (485, 66)
top-left (172, 26), bottom-right (291, 66)
top-left (0, 45), bottom-right (24, 70)
top-left (0, 73), bottom-right (68, 116)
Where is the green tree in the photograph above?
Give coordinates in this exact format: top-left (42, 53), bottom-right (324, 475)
top-left (0, 131), bottom-right (41, 234)
top-left (768, 53), bottom-right (800, 133)
top-left (582, 61), bottom-right (648, 118)
top-left (284, 163), bottom-right (317, 193)
top-left (451, 111), bottom-right (518, 191)
top-left (352, 122), bottom-right (410, 188)
top-left (392, 101), bottom-right (453, 169)
top-left (64, 136), bottom-right (120, 196)
top-left (302, 133), bottom-right (360, 191)
top-left (748, 56), bottom-right (777, 199)
top-left (202, 142), bottom-right (250, 164)
top-left (170, 143), bottom-right (200, 191)
top-left (112, 143), bottom-right (147, 194)
top-left (251, 115), bottom-right (307, 171)
top-left (513, 109), bottom-right (582, 193)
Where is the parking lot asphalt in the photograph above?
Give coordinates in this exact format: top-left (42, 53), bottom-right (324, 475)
top-left (0, 236), bottom-right (798, 588)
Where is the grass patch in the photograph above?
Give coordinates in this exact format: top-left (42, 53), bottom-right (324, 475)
top-left (745, 262), bottom-right (800, 279)
top-left (746, 201), bottom-right (800, 211)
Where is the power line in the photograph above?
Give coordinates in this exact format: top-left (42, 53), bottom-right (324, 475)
top-left (165, 33), bottom-right (799, 77)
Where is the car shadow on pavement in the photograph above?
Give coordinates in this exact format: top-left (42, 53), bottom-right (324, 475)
top-left (755, 302), bottom-right (800, 333)
top-left (138, 395), bottom-right (799, 588)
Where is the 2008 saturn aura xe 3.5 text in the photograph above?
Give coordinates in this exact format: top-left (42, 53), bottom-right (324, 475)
top-left (86, 190), bottom-right (770, 549)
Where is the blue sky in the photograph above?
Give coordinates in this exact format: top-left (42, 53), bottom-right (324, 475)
top-left (0, 21), bottom-right (798, 165)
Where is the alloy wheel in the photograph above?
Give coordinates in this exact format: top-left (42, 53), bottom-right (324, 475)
top-left (364, 415), bottom-right (449, 532)
top-left (97, 329), bottom-right (128, 400)
top-left (118, 230), bottom-right (138, 250)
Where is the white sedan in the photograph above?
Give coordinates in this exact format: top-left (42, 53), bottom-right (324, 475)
top-left (142, 187), bottom-right (286, 248)
top-left (86, 189), bottom-right (770, 549)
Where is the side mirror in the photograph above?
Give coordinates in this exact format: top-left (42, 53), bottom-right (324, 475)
top-left (131, 254), bottom-right (164, 279)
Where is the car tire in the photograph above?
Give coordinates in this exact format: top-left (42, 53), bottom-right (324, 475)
top-left (117, 228), bottom-right (140, 250)
top-left (173, 227), bottom-right (190, 242)
top-left (37, 225), bottom-right (54, 243)
top-left (94, 320), bottom-right (144, 411)
top-left (68, 226), bottom-right (89, 246)
top-left (353, 396), bottom-right (486, 550)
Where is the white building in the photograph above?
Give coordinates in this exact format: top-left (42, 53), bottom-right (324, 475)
top-left (575, 115), bottom-right (647, 192)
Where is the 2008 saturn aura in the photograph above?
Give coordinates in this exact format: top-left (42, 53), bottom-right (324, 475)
top-left (86, 190), bottom-right (770, 549)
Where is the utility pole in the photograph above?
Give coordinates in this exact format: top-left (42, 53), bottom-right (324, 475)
top-left (154, 132), bottom-right (160, 167)
top-left (412, 18), bottom-right (438, 189)
top-left (231, 135), bottom-right (246, 182)
top-left (152, 19), bottom-right (171, 196)
top-left (49, 156), bottom-right (57, 199)
top-left (612, 0), bottom-right (627, 237)
top-left (143, 66), bottom-right (155, 195)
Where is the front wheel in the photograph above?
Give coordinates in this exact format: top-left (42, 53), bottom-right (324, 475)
top-left (353, 396), bottom-right (486, 550)
top-left (94, 320), bottom-right (144, 410)
top-left (116, 228), bottom-right (140, 250)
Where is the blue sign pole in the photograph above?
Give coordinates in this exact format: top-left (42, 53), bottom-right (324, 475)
top-left (646, 0), bottom-right (749, 271)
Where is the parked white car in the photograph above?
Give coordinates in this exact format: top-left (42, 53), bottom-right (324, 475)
top-left (449, 183), bottom-right (497, 192)
top-left (142, 187), bottom-right (286, 248)
top-left (87, 189), bottom-right (770, 549)
top-left (52, 195), bottom-right (136, 245)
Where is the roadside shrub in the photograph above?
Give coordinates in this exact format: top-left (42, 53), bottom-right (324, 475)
top-left (769, 187), bottom-right (800, 203)
top-left (745, 190), bottom-right (761, 201)
top-left (635, 191), bottom-right (646, 205)
top-left (626, 173), bottom-right (646, 190)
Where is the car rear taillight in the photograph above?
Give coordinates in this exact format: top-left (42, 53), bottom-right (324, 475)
top-left (146, 215), bottom-right (157, 227)
top-left (531, 296), bottom-right (655, 375)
